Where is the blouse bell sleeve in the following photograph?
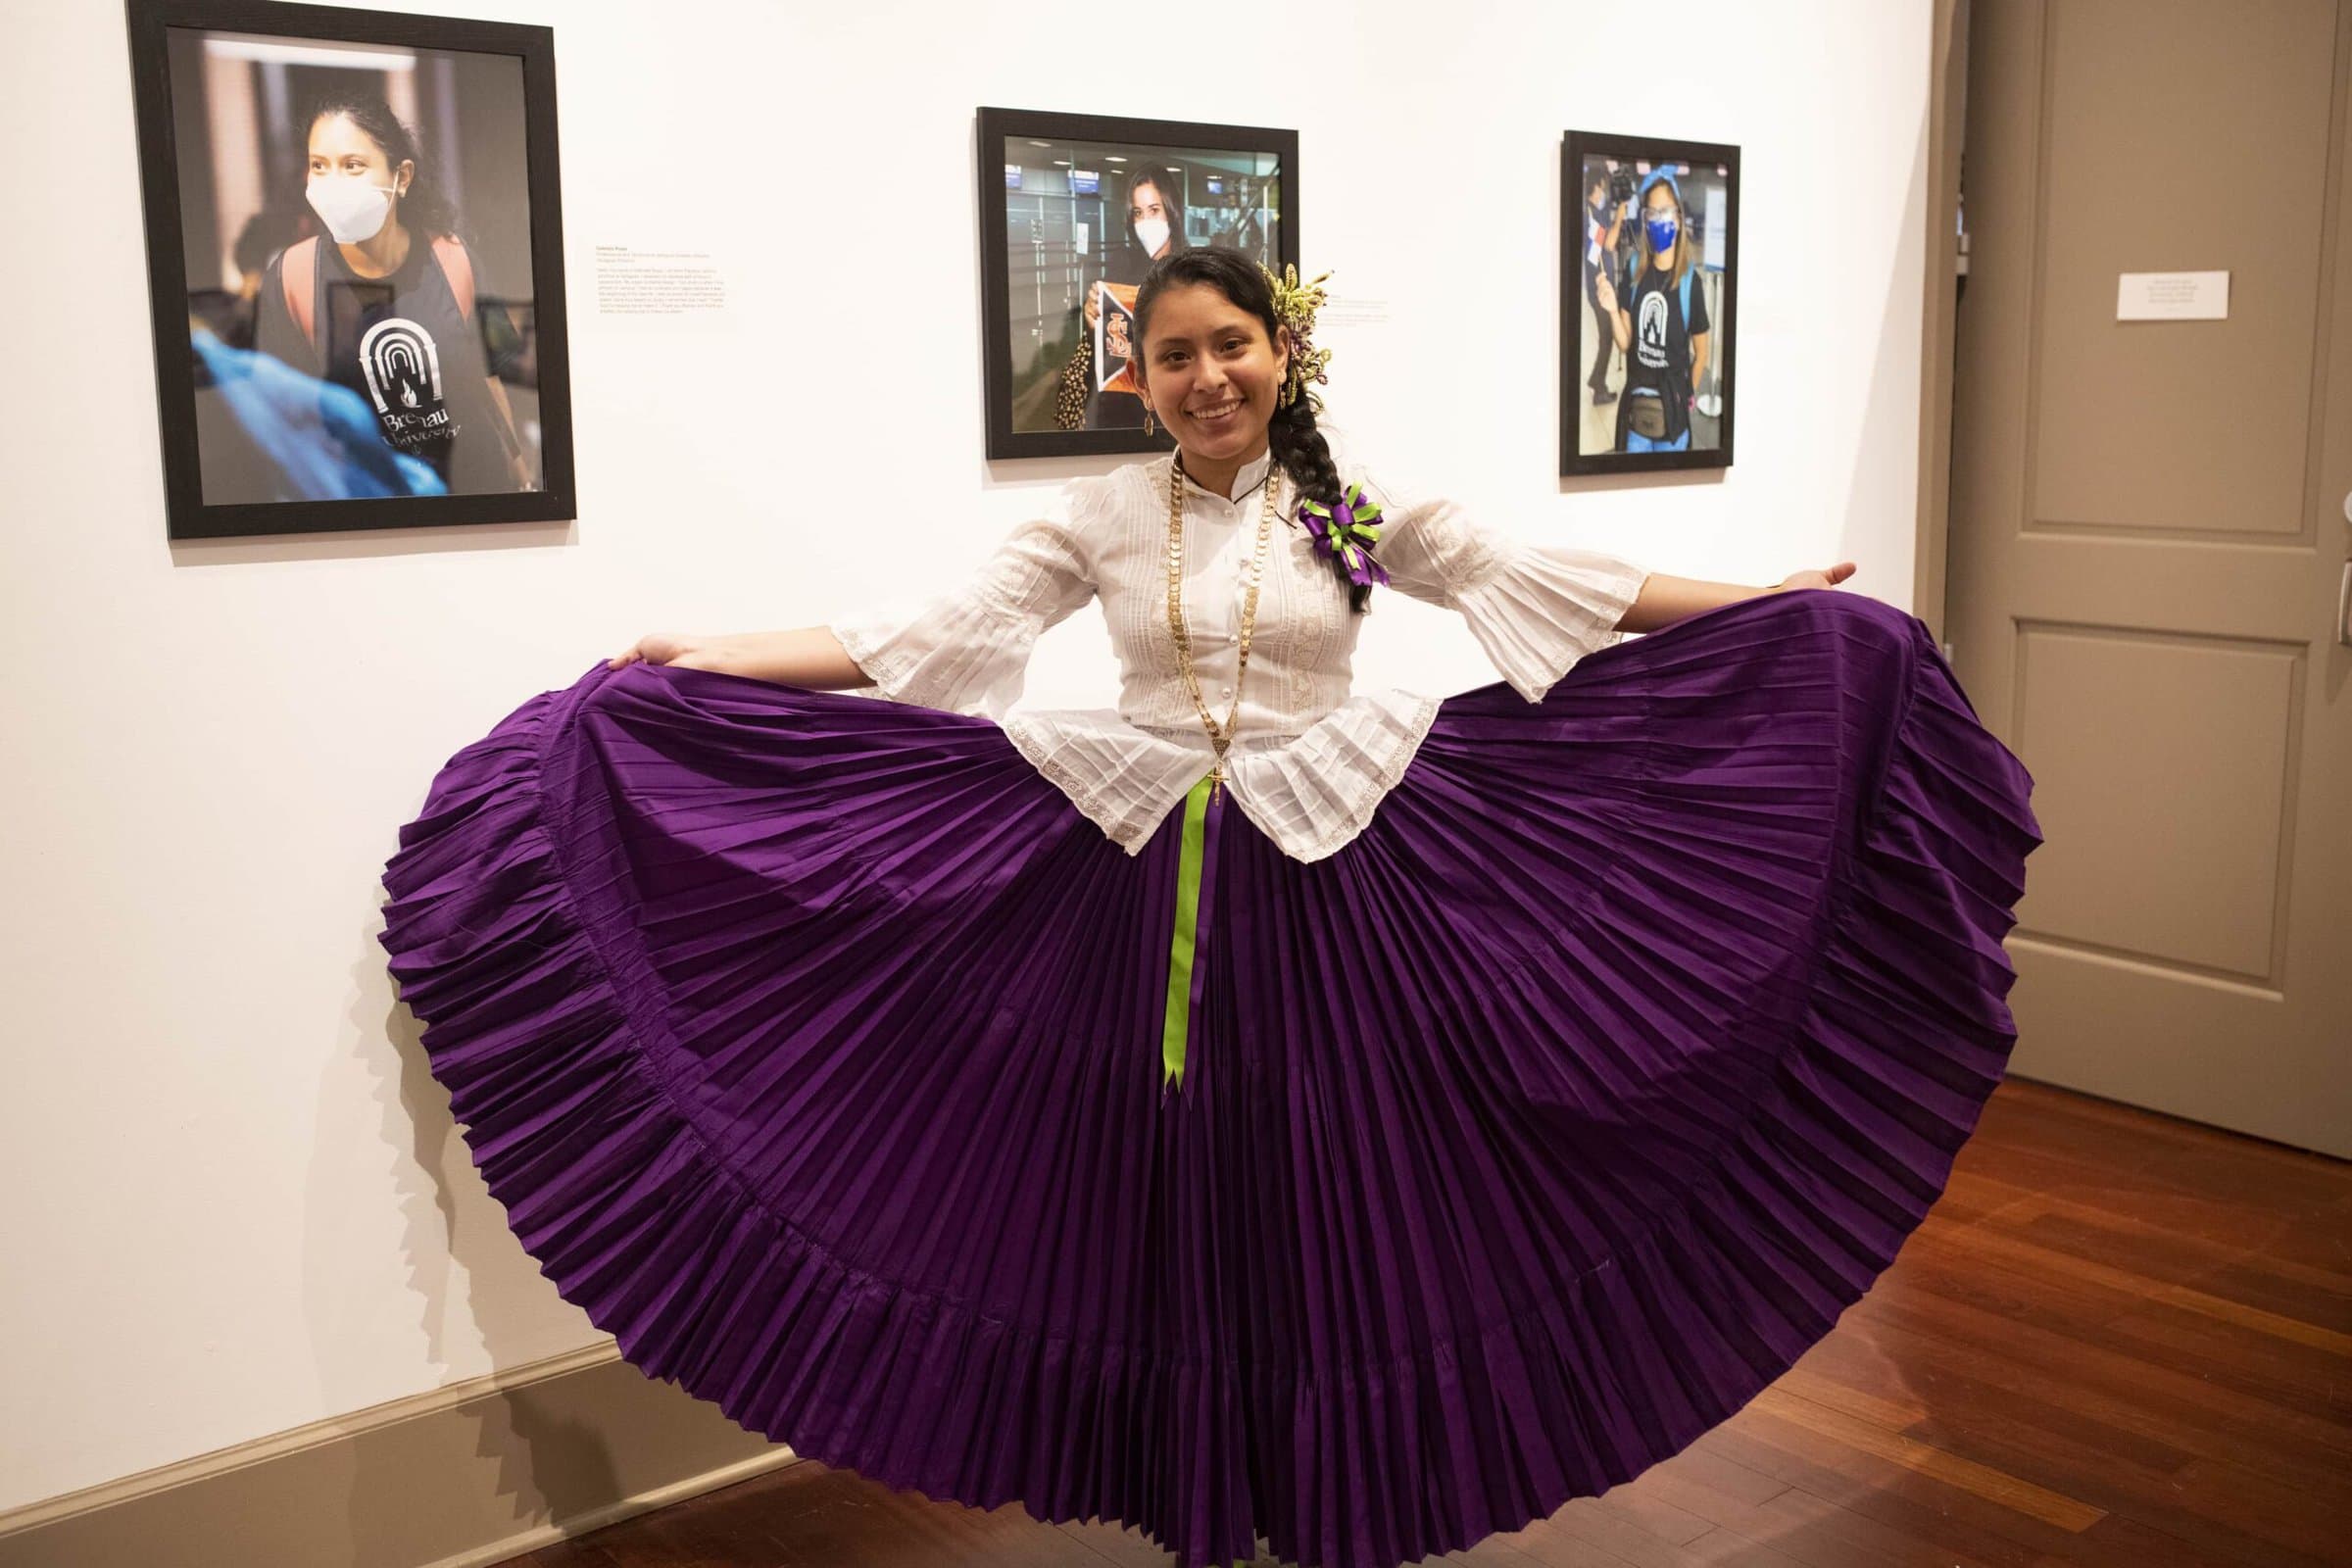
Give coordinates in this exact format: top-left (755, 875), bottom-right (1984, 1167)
top-left (1358, 466), bottom-right (1651, 704)
top-left (826, 487), bottom-right (1098, 720)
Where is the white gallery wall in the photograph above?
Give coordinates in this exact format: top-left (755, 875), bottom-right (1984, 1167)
top-left (0, 0), bottom-right (1933, 1511)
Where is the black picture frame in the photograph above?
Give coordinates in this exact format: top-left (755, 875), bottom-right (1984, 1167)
top-left (978, 106), bottom-right (1298, 462)
top-left (1560, 130), bottom-right (1739, 477)
top-left (125, 0), bottom-right (575, 539)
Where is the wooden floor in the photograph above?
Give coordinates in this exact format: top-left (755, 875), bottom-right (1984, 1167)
top-left (516, 1078), bottom-right (2352, 1568)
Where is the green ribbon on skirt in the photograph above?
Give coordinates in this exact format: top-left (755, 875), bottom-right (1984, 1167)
top-left (1158, 772), bottom-right (1217, 1093)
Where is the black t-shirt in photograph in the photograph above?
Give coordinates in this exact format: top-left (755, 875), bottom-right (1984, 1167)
top-left (254, 235), bottom-right (515, 492)
top-left (1618, 260), bottom-right (1711, 444)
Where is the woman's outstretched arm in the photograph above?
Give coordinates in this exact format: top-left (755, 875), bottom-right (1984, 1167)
top-left (608, 504), bottom-right (1095, 710)
top-left (1614, 562), bottom-right (1858, 634)
top-left (608, 626), bottom-right (870, 689)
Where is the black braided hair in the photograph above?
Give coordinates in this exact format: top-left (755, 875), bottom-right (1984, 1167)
top-left (1133, 248), bottom-right (1372, 615)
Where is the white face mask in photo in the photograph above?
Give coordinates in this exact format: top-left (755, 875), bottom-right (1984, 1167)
top-left (307, 174), bottom-right (398, 244)
top-left (1133, 217), bottom-right (1170, 257)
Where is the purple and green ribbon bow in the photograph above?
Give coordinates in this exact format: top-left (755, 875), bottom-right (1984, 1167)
top-left (1296, 483), bottom-right (1391, 589)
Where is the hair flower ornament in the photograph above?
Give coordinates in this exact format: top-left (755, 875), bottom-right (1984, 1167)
top-left (1296, 483), bottom-right (1391, 589)
top-left (1261, 263), bottom-right (1334, 411)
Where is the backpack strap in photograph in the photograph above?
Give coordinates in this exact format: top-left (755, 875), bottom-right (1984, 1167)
top-left (429, 234), bottom-right (476, 322)
top-left (426, 235), bottom-right (528, 465)
top-left (279, 236), bottom-right (321, 355)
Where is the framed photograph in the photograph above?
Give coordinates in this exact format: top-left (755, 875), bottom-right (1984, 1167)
top-left (1560, 130), bottom-right (1739, 476)
top-left (978, 106), bottom-right (1298, 461)
top-left (125, 0), bottom-right (574, 539)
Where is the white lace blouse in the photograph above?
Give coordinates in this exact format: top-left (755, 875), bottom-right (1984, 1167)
top-left (828, 448), bottom-right (1651, 862)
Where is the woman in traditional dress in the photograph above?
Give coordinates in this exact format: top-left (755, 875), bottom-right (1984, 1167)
top-left (380, 246), bottom-right (2038, 1568)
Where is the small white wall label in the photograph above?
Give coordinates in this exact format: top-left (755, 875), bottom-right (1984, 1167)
top-left (2116, 270), bottom-right (2229, 321)
top-left (595, 245), bottom-right (728, 320)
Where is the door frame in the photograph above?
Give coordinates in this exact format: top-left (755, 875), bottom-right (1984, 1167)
top-left (1916, 0), bottom-right (1970, 642)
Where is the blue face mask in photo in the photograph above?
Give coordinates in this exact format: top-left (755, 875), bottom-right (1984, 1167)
top-left (1646, 215), bottom-right (1680, 253)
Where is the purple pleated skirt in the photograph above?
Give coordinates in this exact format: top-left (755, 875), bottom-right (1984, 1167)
top-left (376, 589), bottom-right (2039, 1568)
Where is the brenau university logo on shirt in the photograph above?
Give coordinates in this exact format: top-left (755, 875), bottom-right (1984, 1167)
top-left (1637, 289), bottom-right (1671, 369)
top-left (359, 318), bottom-right (460, 451)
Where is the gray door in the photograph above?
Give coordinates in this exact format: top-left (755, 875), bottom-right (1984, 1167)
top-left (1950, 0), bottom-right (2352, 1156)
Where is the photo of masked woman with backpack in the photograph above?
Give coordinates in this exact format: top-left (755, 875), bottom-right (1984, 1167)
top-left (252, 91), bottom-right (539, 497)
top-left (1592, 165), bottom-right (1715, 454)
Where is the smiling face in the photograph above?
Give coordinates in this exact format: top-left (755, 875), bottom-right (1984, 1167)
top-left (1135, 281), bottom-right (1290, 471)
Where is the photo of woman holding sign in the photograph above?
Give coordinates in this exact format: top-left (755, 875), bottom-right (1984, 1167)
top-left (1075, 165), bottom-right (1193, 429)
top-left (992, 111), bottom-right (1289, 455)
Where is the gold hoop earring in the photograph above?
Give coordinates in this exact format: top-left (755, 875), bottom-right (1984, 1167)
top-left (1143, 407), bottom-right (1156, 437)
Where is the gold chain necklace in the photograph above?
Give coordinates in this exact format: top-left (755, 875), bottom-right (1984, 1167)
top-left (1166, 455), bottom-right (1283, 798)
